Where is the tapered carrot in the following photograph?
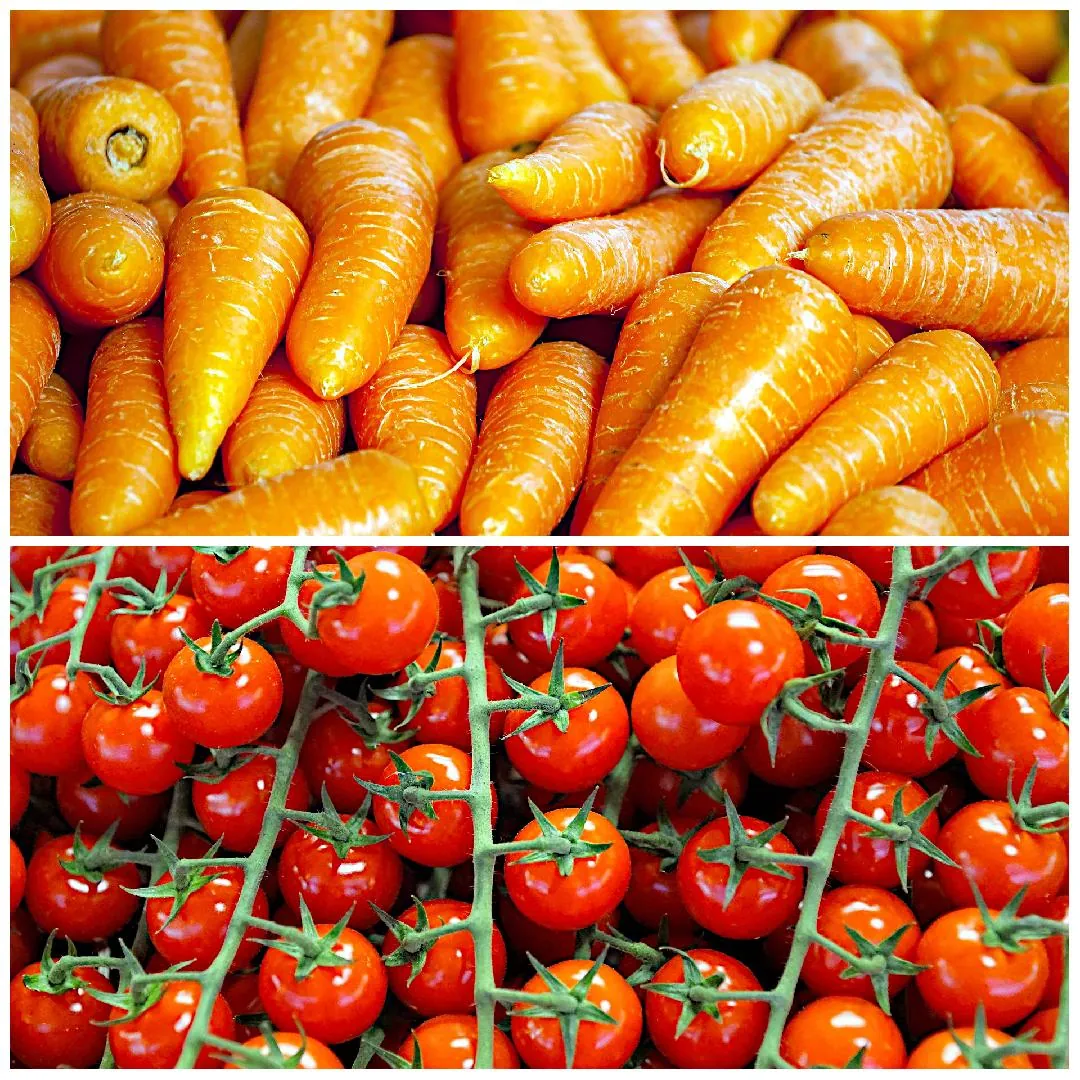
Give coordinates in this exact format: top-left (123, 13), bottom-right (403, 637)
top-left (994, 381), bottom-right (1068, 417)
top-left (222, 351), bottom-right (346, 489)
top-left (910, 34), bottom-right (1027, 109)
top-left (10, 278), bottom-right (61, 469)
top-left (1032, 85), bottom-right (1068, 174)
top-left (753, 331), bottom-right (1000, 536)
top-left (349, 325), bottom-right (478, 531)
top-left (850, 10), bottom-right (942, 62)
top-left (707, 10), bottom-right (797, 66)
top-left (938, 10), bottom-right (1064, 79)
top-left (996, 338), bottom-right (1068, 390)
top-left (820, 487), bottom-right (957, 537)
top-left (11, 11), bottom-right (101, 78)
top-left (675, 11), bottom-right (715, 69)
top-left (100, 11), bottom-right (245, 199)
top-left (10, 89), bottom-right (50, 276)
top-left (70, 318), bottom-right (179, 535)
top-left (988, 84), bottom-right (1043, 138)
top-left (658, 61), bottom-right (823, 191)
top-left (802, 209), bottom-right (1069, 341)
top-left (17, 373), bottom-right (83, 483)
top-left (165, 187), bottom-right (310, 480)
top-left (543, 11), bottom-right (629, 106)
top-left (10, 474), bottom-right (71, 537)
top-left (852, 315), bottom-right (895, 373)
top-left (143, 190), bottom-right (182, 239)
top-left (228, 11), bottom-right (266, 119)
top-left (460, 341), bottom-right (606, 536)
top-left (33, 75), bottom-right (183, 201)
top-left (166, 490), bottom-right (220, 516)
top-left (691, 86), bottom-right (952, 282)
top-left (285, 121), bottom-right (436, 400)
top-left (510, 192), bottom-right (726, 319)
top-left (581, 266), bottom-right (857, 536)
top-left (15, 52), bottom-right (101, 100)
top-left (244, 11), bottom-right (392, 198)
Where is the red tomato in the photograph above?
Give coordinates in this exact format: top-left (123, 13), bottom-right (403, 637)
top-left (11, 664), bottom-right (97, 775)
top-left (429, 558), bottom-right (464, 637)
top-left (1036, 545), bottom-right (1068, 586)
top-left (1019, 1007), bottom-right (1060, 1069)
top-left (907, 1027), bottom-right (1034, 1069)
top-left (827, 546), bottom-right (895, 586)
top-left (624, 818), bottom-right (697, 932)
top-left (929, 647), bottom-right (1012, 719)
top-left (11, 839), bottom-right (26, 908)
top-left (780, 996), bottom-right (907, 1068)
top-left (894, 600), bottom-right (939, 664)
top-left (112, 545), bottom-right (193, 590)
top-left (279, 567), bottom-right (361, 677)
top-left (189, 546), bottom-right (293, 627)
top-left (740, 692), bottom-right (844, 788)
top-left (609, 545), bottom-right (710, 586)
top-left (1002, 584), bottom-right (1069, 689)
top-left (934, 607), bottom-right (994, 649)
top-left (916, 547), bottom-right (1040, 618)
top-left (628, 565), bottom-right (711, 667)
top-left (227, 1031), bottom-right (342, 1068)
top-left (55, 771), bottom-right (168, 842)
top-left (628, 755), bottom-right (749, 822)
top-left (485, 621), bottom-right (545, 685)
top-left (709, 543), bottom-right (818, 582)
top-left (11, 760), bottom-right (30, 825)
top-left (16, 577), bottom-right (118, 667)
top-left (109, 593), bottom-right (214, 683)
top-left (221, 971), bottom-right (264, 1042)
top-left (310, 545), bottom-right (426, 565)
top-left (11, 907), bottom-right (41, 975)
top-left (1031, 894), bottom-right (1067, 1008)
top-left (10, 544), bottom-right (69, 588)
top-left (401, 1014), bottom-right (520, 1069)
top-left (474, 545), bottom-right (561, 599)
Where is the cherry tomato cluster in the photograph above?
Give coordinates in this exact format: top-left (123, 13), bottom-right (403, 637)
top-left (9, 543), bottom-right (1069, 1070)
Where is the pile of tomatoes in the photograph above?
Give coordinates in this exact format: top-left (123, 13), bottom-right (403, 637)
top-left (9, 543), bottom-right (1069, 1069)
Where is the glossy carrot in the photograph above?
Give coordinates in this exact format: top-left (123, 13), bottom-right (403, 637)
top-left (753, 331), bottom-right (1001, 536)
top-left (852, 315), bottom-right (895, 374)
top-left (820, 487), bottom-right (958, 537)
top-left (349, 325), bottom-right (478, 531)
top-left (166, 490), bottom-right (221, 516)
top-left (803, 209), bottom-right (1069, 341)
top-left (461, 341), bottom-right (606, 536)
top-left (165, 187), bottom-right (310, 480)
top-left (996, 338), bottom-right (1069, 390)
top-left (70, 318), bottom-right (179, 536)
top-left (707, 10), bottom-right (797, 66)
top-left (675, 11), bottom-right (715, 69)
top-left (143, 191), bottom-right (183, 239)
top-left (10, 278), bottom-right (61, 469)
top-left (10, 89), bottom-right (50, 276)
top-left (692, 86), bottom-right (952, 282)
top-left (15, 52), bottom-right (101, 99)
top-left (11, 11), bottom-right (102, 78)
top-left (228, 11), bottom-right (267, 119)
top-left (543, 11), bottom-right (629, 106)
top-left (10, 474), bottom-right (71, 537)
top-left (910, 34), bottom-right (1027, 109)
top-left (994, 381), bottom-right (1069, 417)
top-left (244, 11), bottom-right (392, 197)
top-left (17, 373), bottom-right (83, 483)
top-left (285, 121), bottom-right (437, 400)
top-left (222, 351), bottom-right (347, 489)
top-left (988, 84), bottom-right (1043, 137)
top-left (850, 10), bottom-right (942, 62)
top-left (581, 266), bottom-right (857, 536)
top-left (1032, 85), bottom-right (1068, 174)
top-left (938, 10), bottom-right (1064, 79)
top-left (658, 61), bottom-right (823, 191)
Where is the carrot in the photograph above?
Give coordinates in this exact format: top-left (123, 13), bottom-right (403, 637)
top-left (510, 192), bottom-right (726, 319)
top-left (988, 84), bottom-right (1044, 137)
top-left (996, 338), bottom-right (1069, 390)
top-left (587, 11), bottom-right (706, 110)
top-left (33, 75), bottom-right (183, 201)
top-left (10, 278), bottom-right (61, 469)
top-left (244, 11), bottom-right (393, 198)
top-left (143, 190), bottom-right (183, 239)
top-left (938, 10), bottom-right (1064, 79)
top-left (994, 381), bottom-right (1069, 418)
top-left (285, 121), bottom-right (437, 400)
top-left (135, 450), bottom-right (432, 537)
top-left (852, 315), bottom-right (895, 373)
top-left (166, 490), bottom-right (221, 516)
top-left (488, 102), bottom-right (660, 222)
top-left (15, 53), bottom-right (102, 99)
top-left (658, 61), bottom-right (823, 191)
top-left (349, 325), bottom-right (478, 531)
top-left (17, 373), bottom-right (83, 483)
top-left (910, 33), bottom-right (1028, 109)
top-left (10, 474), bottom-right (72, 537)
top-left (100, 11), bottom-right (245, 199)
top-left (10, 89), bottom-right (50, 277)
top-left (542, 11), bottom-right (629, 106)
top-left (675, 11), bottom-right (715, 70)
top-left (460, 341), bottom-right (606, 536)
top-left (70, 318), bottom-right (179, 535)
top-left (1032, 84), bottom-right (1069, 174)
top-left (707, 10), bottom-right (797, 66)
top-left (908, 409), bottom-right (1068, 536)
top-left (165, 187), bottom-right (310, 480)
top-left (581, 265), bottom-right (858, 536)
top-left (802, 209), bottom-right (1069, 342)
top-left (222, 351), bottom-right (347, 489)
top-left (228, 11), bottom-right (267, 119)
top-left (850, 10), bottom-right (942, 63)
top-left (820, 487), bottom-right (958, 537)
top-left (691, 86), bottom-right (952, 283)
top-left (11, 11), bottom-right (101, 79)
top-left (753, 330), bottom-right (1001, 536)
top-left (365, 34), bottom-right (461, 190)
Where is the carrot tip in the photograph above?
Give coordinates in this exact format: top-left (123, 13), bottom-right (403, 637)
top-left (657, 139), bottom-right (710, 190)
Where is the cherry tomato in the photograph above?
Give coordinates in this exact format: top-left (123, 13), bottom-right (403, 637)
top-left (908, 1026), bottom-right (1034, 1069)
top-left (227, 1031), bottom-right (342, 1068)
top-left (709, 544), bottom-right (818, 583)
top-left (11, 664), bottom-right (97, 775)
top-left (629, 755), bottom-right (749, 822)
top-left (112, 545), bottom-right (193, 590)
top-left (11, 907), bottom-right (41, 975)
top-left (189, 547), bottom-right (293, 627)
top-left (279, 567), bottom-right (361, 677)
top-left (828, 546), bottom-right (895, 586)
top-left (894, 600), bottom-right (939, 664)
top-left (1031, 894), bottom-right (1067, 1008)
top-left (109, 593), bottom-right (214, 683)
top-left (740, 691), bottom-right (844, 788)
top-left (55, 771), bottom-right (168, 842)
top-left (401, 1014), bottom-right (520, 1068)
top-left (623, 818), bottom-right (697, 932)
top-left (496, 892), bottom-right (617, 967)
top-left (11, 839), bottom-right (26, 908)
top-left (475, 545), bottom-right (562, 600)
top-left (934, 607), bottom-right (994, 649)
top-left (485, 621), bottom-right (545, 684)
top-left (929, 646), bottom-right (1012, 720)
top-left (10, 544), bottom-right (70, 588)
top-left (780, 996), bottom-right (907, 1068)
top-left (11, 760), bottom-right (30, 825)
top-left (1019, 1007), bottom-right (1060, 1069)
top-left (16, 577), bottom-right (118, 666)
top-left (1036, 545), bottom-right (1068, 585)
top-left (1002, 584), bottom-right (1069, 690)
top-left (310, 545), bottom-right (427, 565)
top-left (628, 565), bottom-right (712, 667)
top-left (429, 558), bottom-right (464, 637)
top-left (916, 547), bottom-right (1040, 618)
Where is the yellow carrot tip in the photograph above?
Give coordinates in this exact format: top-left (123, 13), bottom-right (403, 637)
top-left (657, 139), bottom-right (709, 190)
top-left (486, 162), bottom-right (515, 188)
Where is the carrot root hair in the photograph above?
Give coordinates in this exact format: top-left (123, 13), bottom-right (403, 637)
top-left (658, 138), bottom-right (709, 189)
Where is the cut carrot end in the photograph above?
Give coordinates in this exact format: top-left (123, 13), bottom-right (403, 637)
top-left (657, 139), bottom-right (709, 190)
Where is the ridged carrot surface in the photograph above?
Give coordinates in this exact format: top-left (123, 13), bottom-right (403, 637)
top-left (17, 373), bottom-right (83, 483)
top-left (803, 209), bottom-right (1069, 342)
top-left (850, 10), bottom-right (942, 62)
top-left (15, 53), bottom-right (102, 99)
top-left (10, 278), bottom-right (61, 469)
top-left (658, 61), bottom-right (823, 191)
top-left (510, 192), bottom-right (726, 319)
top-left (821, 486), bottom-right (958, 537)
top-left (996, 338), bottom-right (1069, 390)
top-left (166, 490), bottom-right (221, 516)
top-left (691, 86), bottom-right (952, 283)
top-left (543, 11), bottom-right (629, 107)
top-left (938, 10), bottom-right (1064, 79)
top-left (460, 341), bottom-right (606, 536)
top-left (243, 11), bottom-right (392, 197)
top-left (707, 10), bottom-right (797, 66)
top-left (10, 89), bottom-right (50, 276)
top-left (994, 381), bottom-right (1069, 418)
top-left (349, 325), bottom-right (478, 531)
top-left (910, 34), bottom-right (1028, 109)
top-left (12, 12), bottom-right (102, 78)
top-left (143, 191), bottom-right (182, 239)
top-left (852, 315), bottom-right (895, 374)
top-left (285, 121), bottom-right (437, 400)
top-left (222, 351), bottom-right (347, 489)
top-left (488, 102), bottom-right (660, 222)
top-left (1032, 84), bottom-right (1069, 174)
top-left (753, 330), bottom-right (1001, 536)
top-left (988, 84), bottom-right (1043, 137)
top-left (228, 11), bottom-right (266, 119)
top-left (70, 318), bottom-right (179, 536)
top-left (165, 186), bottom-right (310, 480)
top-left (10, 474), bottom-right (71, 537)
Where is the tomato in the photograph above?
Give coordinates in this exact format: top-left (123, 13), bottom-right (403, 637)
top-left (15, 577), bottom-right (118, 667)
top-left (709, 544), bottom-right (818, 583)
top-left (828, 546), bottom-right (896, 586)
top-left (11, 760), bottom-right (30, 825)
top-left (55, 771), bottom-right (168, 842)
top-left (401, 1014), bottom-right (520, 1069)
top-left (908, 1027), bottom-right (1034, 1069)
top-left (10, 544), bottom-right (69, 588)
top-left (310, 545), bottom-right (426, 565)
top-left (916, 547), bottom-right (1040, 618)
top-left (227, 1031), bottom-right (342, 1068)
top-left (627, 565), bottom-right (712, 667)
top-left (780, 996), bottom-right (907, 1068)
top-left (1031, 895), bottom-right (1067, 1008)
top-left (1036, 545), bottom-right (1068, 585)
top-left (278, 568), bottom-right (361, 677)
top-left (894, 600), bottom-right (939, 664)
top-left (475, 545), bottom-right (562, 600)
top-left (1002, 584), bottom-right (1069, 690)
top-left (740, 692), bottom-right (844, 788)
top-left (189, 546), bottom-right (293, 628)
top-left (11, 907), bottom-right (41, 975)
top-left (11, 839), bottom-right (26, 908)
top-left (1020, 1008), bottom-right (1060, 1069)
top-left (929, 646), bottom-right (1012, 719)
top-left (11, 664), bottom-right (97, 775)
top-left (109, 593), bottom-right (214, 683)
top-left (429, 558), bottom-right (464, 637)
top-left (934, 607), bottom-right (994, 650)
top-left (112, 545), bottom-right (193, 590)
top-left (608, 545), bottom-right (709, 586)
top-left (628, 755), bottom-right (749, 822)
top-left (624, 818), bottom-right (697, 932)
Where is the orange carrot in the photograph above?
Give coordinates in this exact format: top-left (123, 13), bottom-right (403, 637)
top-left (10, 278), bottom-right (61, 469)
top-left (675, 11), bottom-right (715, 70)
top-left (10, 89), bottom-right (50, 276)
top-left (802, 209), bottom-right (1069, 342)
top-left (70, 318), bottom-right (179, 535)
top-left (994, 381), bottom-right (1069, 417)
top-left (996, 338), bottom-right (1069, 390)
top-left (820, 487), bottom-right (958, 537)
top-left (488, 102), bottom-right (659, 222)
top-left (11, 11), bottom-right (102, 78)
top-left (244, 11), bottom-right (392, 198)
top-left (166, 490), bottom-right (221, 516)
top-left (165, 187), bottom-right (310, 480)
top-left (581, 265), bottom-right (857, 536)
top-left (510, 192), bottom-right (726, 319)
top-left (143, 190), bottom-right (183, 239)
top-left (10, 474), bottom-right (71, 537)
top-left (349, 325), bottom-right (478, 531)
top-left (938, 10), bottom-right (1064, 79)
top-left (658, 61), bottom-right (823, 191)
top-left (543, 11), bottom-right (630, 106)
top-left (753, 331), bottom-right (1001, 536)
top-left (850, 10), bottom-right (942, 62)
top-left (691, 86), bottom-right (952, 283)
top-left (222, 351), bottom-right (346, 489)
top-left (15, 52), bottom-right (102, 99)
top-left (100, 11), bottom-right (245, 199)
top-left (1032, 84), bottom-right (1068, 174)
top-left (910, 33), bottom-right (1028, 109)
top-left (17, 373), bottom-right (83, 483)
top-left (228, 11), bottom-right (267, 119)
top-left (285, 120), bottom-right (437, 400)
top-left (707, 10), bottom-right (797, 66)
top-left (987, 84), bottom-right (1044, 137)
top-left (461, 341), bottom-right (606, 536)
top-left (852, 315), bottom-right (895, 373)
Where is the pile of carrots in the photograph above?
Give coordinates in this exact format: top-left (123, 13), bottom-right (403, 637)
top-left (9, 9), bottom-right (1069, 538)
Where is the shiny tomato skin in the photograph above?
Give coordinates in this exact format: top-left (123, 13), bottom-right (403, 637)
top-left (740, 692), bottom-right (844, 788)
top-left (624, 818), bottom-right (697, 932)
top-left (429, 558), bottom-right (464, 637)
top-left (916, 547), bottom-right (1040, 618)
top-left (11, 761), bottom-right (30, 825)
top-left (1031, 895), bottom-right (1067, 1008)
top-left (227, 1032), bottom-right (342, 1068)
top-left (1019, 1008), bottom-right (1060, 1069)
top-left (708, 544), bottom-right (818, 582)
top-left (629, 755), bottom-right (749, 821)
top-left (1002, 584), bottom-right (1069, 690)
top-left (112, 545), bottom-right (193, 590)
top-left (279, 572), bottom-right (360, 677)
top-left (929, 647), bottom-right (1012, 719)
top-left (908, 1027), bottom-right (1034, 1069)
top-left (401, 1014), bottom-right (520, 1069)
top-left (55, 771), bottom-right (168, 842)
top-left (893, 600), bottom-right (939, 664)
top-left (628, 565), bottom-right (711, 667)
top-left (11, 838), bottom-right (26, 908)
top-left (11, 664), bottom-right (97, 775)
top-left (607, 545), bottom-right (709, 586)
top-left (16, 577), bottom-right (118, 666)
top-left (475, 545), bottom-right (561, 599)
top-left (780, 996), bottom-right (907, 1068)
top-left (189, 547), bottom-right (293, 628)
top-left (10, 544), bottom-right (70, 588)
top-left (109, 593), bottom-right (213, 684)
top-left (827, 546), bottom-right (895, 585)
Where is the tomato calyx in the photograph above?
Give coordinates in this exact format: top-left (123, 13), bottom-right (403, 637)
top-left (893, 660), bottom-right (985, 757)
top-left (373, 639), bottom-right (457, 724)
top-left (125, 839), bottom-right (230, 927)
top-left (186, 745), bottom-right (276, 784)
top-left (359, 751), bottom-right (459, 832)
top-left (760, 668), bottom-right (847, 760)
top-left (504, 553), bottom-right (586, 646)
top-left (85, 942), bottom-right (186, 1021)
top-left (621, 806), bottom-right (700, 872)
top-left (286, 790), bottom-right (390, 861)
top-left (644, 949), bottom-right (763, 1037)
top-left (677, 551), bottom-right (756, 608)
top-left (756, 587), bottom-right (874, 671)
top-left (371, 896), bottom-right (464, 982)
top-left (916, 545), bottom-right (1017, 602)
top-left (216, 1027), bottom-right (323, 1070)
top-left (178, 622), bottom-right (246, 677)
top-left (109, 568), bottom-right (183, 618)
top-left (90, 658), bottom-right (157, 705)
top-left (513, 793), bottom-right (614, 876)
top-left (192, 545), bottom-right (250, 565)
top-left (367, 1036), bottom-right (424, 1070)
top-left (320, 688), bottom-right (415, 750)
top-left (593, 925), bottom-right (668, 986)
top-left (1007, 764), bottom-right (1070, 835)
top-left (814, 922), bottom-right (926, 1014)
top-left (502, 642), bottom-right (612, 738)
top-left (20, 933), bottom-right (98, 996)
top-left (945, 1006), bottom-right (1044, 1068)
top-left (972, 885), bottom-right (1067, 954)
top-left (255, 900), bottom-right (354, 980)
top-left (305, 553), bottom-right (367, 627)
top-left (58, 824), bottom-right (139, 884)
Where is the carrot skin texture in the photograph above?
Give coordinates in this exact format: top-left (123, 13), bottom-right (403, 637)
top-left (228, 11), bottom-right (267, 119)
top-left (1031, 85), bottom-right (1068, 174)
top-left (10, 278), bottom-right (61, 469)
top-left (850, 10), bottom-right (942, 63)
top-left (16, 53), bottom-right (103, 100)
top-left (166, 490), bottom-right (221, 516)
top-left (10, 474), bottom-right (72, 537)
top-left (17, 373), bottom-right (83, 483)
top-left (165, 186), bottom-right (310, 480)
top-left (543, 11), bottom-right (629, 107)
top-left (707, 10), bottom-right (797, 65)
top-left (582, 266), bottom-right (859, 537)
top-left (994, 381), bottom-right (1068, 418)
top-left (10, 89), bottom-right (50, 276)
top-left (753, 330), bottom-right (1001, 536)
top-left (143, 191), bottom-right (182, 240)
top-left (996, 338), bottom-right (1069, 390)
top-left (821, 487), bottom-right (958, 537)
top-left (938, 11), bottom-right (1064, 80)
top-left (851, 315), bottom-right (895, 374)
top-left (910, 34), bottom-right (1027, 109)
top-left (988, 84), bottom-right (1043, 138)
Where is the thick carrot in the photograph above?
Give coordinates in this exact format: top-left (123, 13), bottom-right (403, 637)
top-left (753, 330), bottom-right (1001, 536)
top-left (510, 192), bottom-right (726, 319)
top-left (802, 209), bottom-right (1069, 341)
top-left (10, 278), bottom-right (61, 469)
top-left (349, 325), bottom-right (478, 531)
top-left (143, 190), bottom-right (183, 239)
top-left (10, 89), bottom-right (50, 276)
top-left (488, 103), bottom-right (659, 222)
top-left (460, 341), bottom-right (606, 536)
top-left (166, 490), bottom-right (221, 516)
top-left (165, 187), bottom-right (310, 480)
top-left (988, 84), bottom-right (1044, 137)
top-left (244, 12), bottom-right (392, 198)
top-left (11, 11), bottom-right (101, 78)
top-left (852, 315), bottom-right (895, 373)
top-left (70, 318), bottom-right (179, 536)
top-left (938, 10), bottom-right (1064, 79)
top-left (33, 75), bottom-right (183, 201)
top-left (15, 52), bottom-right (101, 99)
top-left (543, 11), bottom-right (629, 106)
top-left (581, 265), bottom-right (858, 536)
top-left (285, 121), bottom-right (436, 400)
top-left (996, 338), bottom-right (1068, 390)
top-left (691, 86), bottom-right (952, 282)
top-left (850, 10), bottom-right (942, 62)
top-left (707, 10), bottom-right (797, 66)
top-left (100, 11), bottom-right (245, 199)
top-left (17, 373), bottom-right (83, 483)
top-left (675, 11), bottom-right (715, 70)
top-left (228, 11), bottom-right (267, 119)
top-left (658, 61), bottom-right (823, 191)
top-left (910, 33), bottom-right (1027, 109)
top-left (222, 351), bottom-right (347, 489)
top-left (820, 487), bottom-right (958, 537)
top-left (10, 474), bottom-right (71, 537)
top-left (994, 381), bottom-right (1068, 417)
top-left (1032, 84), bottom-right (1068, 174)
